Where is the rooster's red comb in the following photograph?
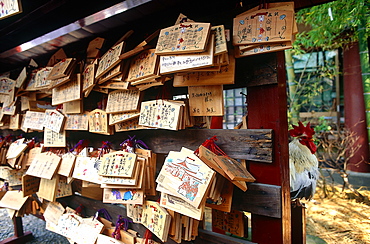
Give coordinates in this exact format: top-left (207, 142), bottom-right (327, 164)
top-left (289, 121), bottom-right (315, 138)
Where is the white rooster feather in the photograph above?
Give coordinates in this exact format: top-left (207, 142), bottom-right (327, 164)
top-left (289, 122), bottom-right (320, 200)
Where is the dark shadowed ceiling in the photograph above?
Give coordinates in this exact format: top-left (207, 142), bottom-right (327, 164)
top-left (0, 0), bottom-right (332, 73)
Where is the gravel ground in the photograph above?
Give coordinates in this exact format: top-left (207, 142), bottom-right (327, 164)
top-left (0, 209), bottom-right (69, 244)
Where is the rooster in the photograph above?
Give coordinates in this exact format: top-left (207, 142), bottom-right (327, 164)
top-left (289, 121), bottom-right (319, 202)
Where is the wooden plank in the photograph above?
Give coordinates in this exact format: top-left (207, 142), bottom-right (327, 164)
top-left (197, 229), bottom-right (256, 244)
top-left (143, 129), bottom-right (272, 162)
top-left (233, 183), bottom-right (281, 218)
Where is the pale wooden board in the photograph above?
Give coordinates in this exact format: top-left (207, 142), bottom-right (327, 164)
top-left (159, 34), bottom-right (215, 74)
top-left (9, 114), bottom-right (20, 130)
top-left (72, 157), bottom-right (102, 184)
top-left (52, 74), bottom-right (82, 105)
top-left (212, 209), bottom-right (245, 237)
top-left (188, 85), bottom-right (224, 116)
top-left (43, 201), bottom-right (65, 226)
top-left (126, 49), bottom-right (159, 82)
top-left (160, 192), bottom-right (204, 220)
top-left (233, 9), bottom-right (294, 45)
top-left (97, 62), bottom-right (123, 84)
top-left (214, 156), bottom-right (255, 182)
top-left (37, 174), bottom-right (59, 202)
top-left (43, 109), bottom-right (65, 133)
top-left (0, 77), bottom-right (15, 94)
top-left (141, 200), bottom-right (171, 242)
top-left (235, 41), bottom-right (292, 57)
top-left (109, 111), bottom-right (140, 125)
top-left (173, 54), bottom-right (235, 87)
top-left (43, 128), bottom-right (66, 147)
top-left (212, 25), bottom-right (228, 55)
top-left (139, 99), bottom-right (183, 130)
top-left (58, 153), bottom-right (76, 177)
top-left (34, 67), bottom-right (53, 88)
top-left (98, 151), bottom-right (137, 177)
top-left (82, 63), bottom-right (96, 92)
top-left (26, 152), bottom-right (61, 180)
top-left (0, 190), bottom-right (28, 210)
top-left (156, 148), bottom-right (215, 209)
top-left (88, 109), bottom-right (109, 134)
top-left (95, 41), bottom-right (124, 79)
top-left (115, 117), bottom-right (145, 132)
top-left (105, 89), bottom-right (141, 114)
top-left (64, 113), bottom-right (89, 130)
top-left (156, 22), bottom-right (211, 55)
top-left (98, 81), bottom-right (129, 90)
top-left (49, 75), bottom-right (71, 89)
top-left (47, 58), bottom-right (76, 80)
top-left (63, 100), bottom-right (83, 114)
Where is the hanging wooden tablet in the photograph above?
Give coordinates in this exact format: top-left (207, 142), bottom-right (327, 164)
top-left (87, 37), bottom-right (105, 59)
top-left (212, 209), bottom-right (245, 237)
top-left (156, 148), bottom-right (215, 208)
top-left (58, 153), bottom-right (76, 177)
top-left (22, 174), bottom-right (41, 197)
top-left (88, 109), bottom-right (109, 134)
top-left (26, 152), bottom-right (61, 180)
top-left (205, 175), bottom-right (233, 213)
top-left (6, 138), bottom-right (27, 159)
top-left (74, 217), bottom-right (105, 244)
top-left (126, 204), bottom-right (143, 223)
top-left (233, 9), bottom-right (294, 46)
top-left (99, 81), bottom-right (129, 90)
top-left (109, 111), bottom-right (140, 125)
top-left (173, 54), bottom-right (235, 87)
top-left (212, 25), bottom-right (228, 56)
top-left (43, 201), bottom-right (65, 226)
top-left (95, 41), bottom-right (125, 79)
top-left (102, 188), bottom-right (144, 205)
top-left (0, 77), bottom-right (15, 94)
top-left (15, 67), bottom-right (27, 88)
top-left (98, 151), bottom-right (137, 177)
top-left (126, 49), bottom-right (159, 82)
top-left (26, 147), bottom-right (42, 167)
top-left (141, 200), bottom-right (171, 242)
top-left (9, 114), bottom-right (20, 130)
top-left (0, 190), bottom-right (29, 210)
top-left (37, 174), bottom-right (59, 201)
top-left (82, 63), bottom-right (96, 92)
top-left (34, 67), bottom-right (53, 88)
top-left (47, 58), bottom-right (76, 80)
top-left (72, 156), bottom-right (102, 184)
top-left (159, 34), bottom-right (215, 75)
top-left (139, 99), bottom-right (184, 130)
top-left (97, 62), bottom-right (123, 84)
top-left (52, 74), bottom-right (82, 105)
top-left (101, 157), bottom-right (144, 186)
top-left (25, 72), bottom-right (37, 91)
top-left (105, 89), bottom-right (141, 114)
top-left (2, 103), bottom-right (16, 115)
top-left (0, 167), bottom-right (26, 186)
top-left (47, 48), bottom-right (67, 67)
top-left (43, 109), bottom-right (66, 133)
top-left (64, 113), bottom-right (89, 130)
top-left (156, 22), bottom-right (211, 55)
top-left (56, 213), bottom-right (82, 239)
top-left (49, 74), bottom-right (72, 89)
top-left (235, 41), bottom-right (293, 57)
top-left (63, 99), bottom-right (83, 114)
top-left (43, 128), bottom-right (66, 147)
top-left (160, 192), bottom-right (204, 220)
top-left (188, 85), bottom-right (224, 116)
top-left (115, 117), bottom-right (145, 132)
top-left (214, 156), bottom-right (255, 182)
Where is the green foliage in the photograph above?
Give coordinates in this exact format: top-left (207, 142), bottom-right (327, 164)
top-left (293, 0), bottom-right (370, 52)
top-left (314, 116), bottom-right (332, 133)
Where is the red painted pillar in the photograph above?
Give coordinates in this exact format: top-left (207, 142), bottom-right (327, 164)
top-left (343, 42), bottom-right (370, 172)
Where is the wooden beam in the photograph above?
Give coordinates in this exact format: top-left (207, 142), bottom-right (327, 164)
top-left (233, 183), bottom-right (281, 218)
top-left (246, 51), bottom-right (291, 244)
